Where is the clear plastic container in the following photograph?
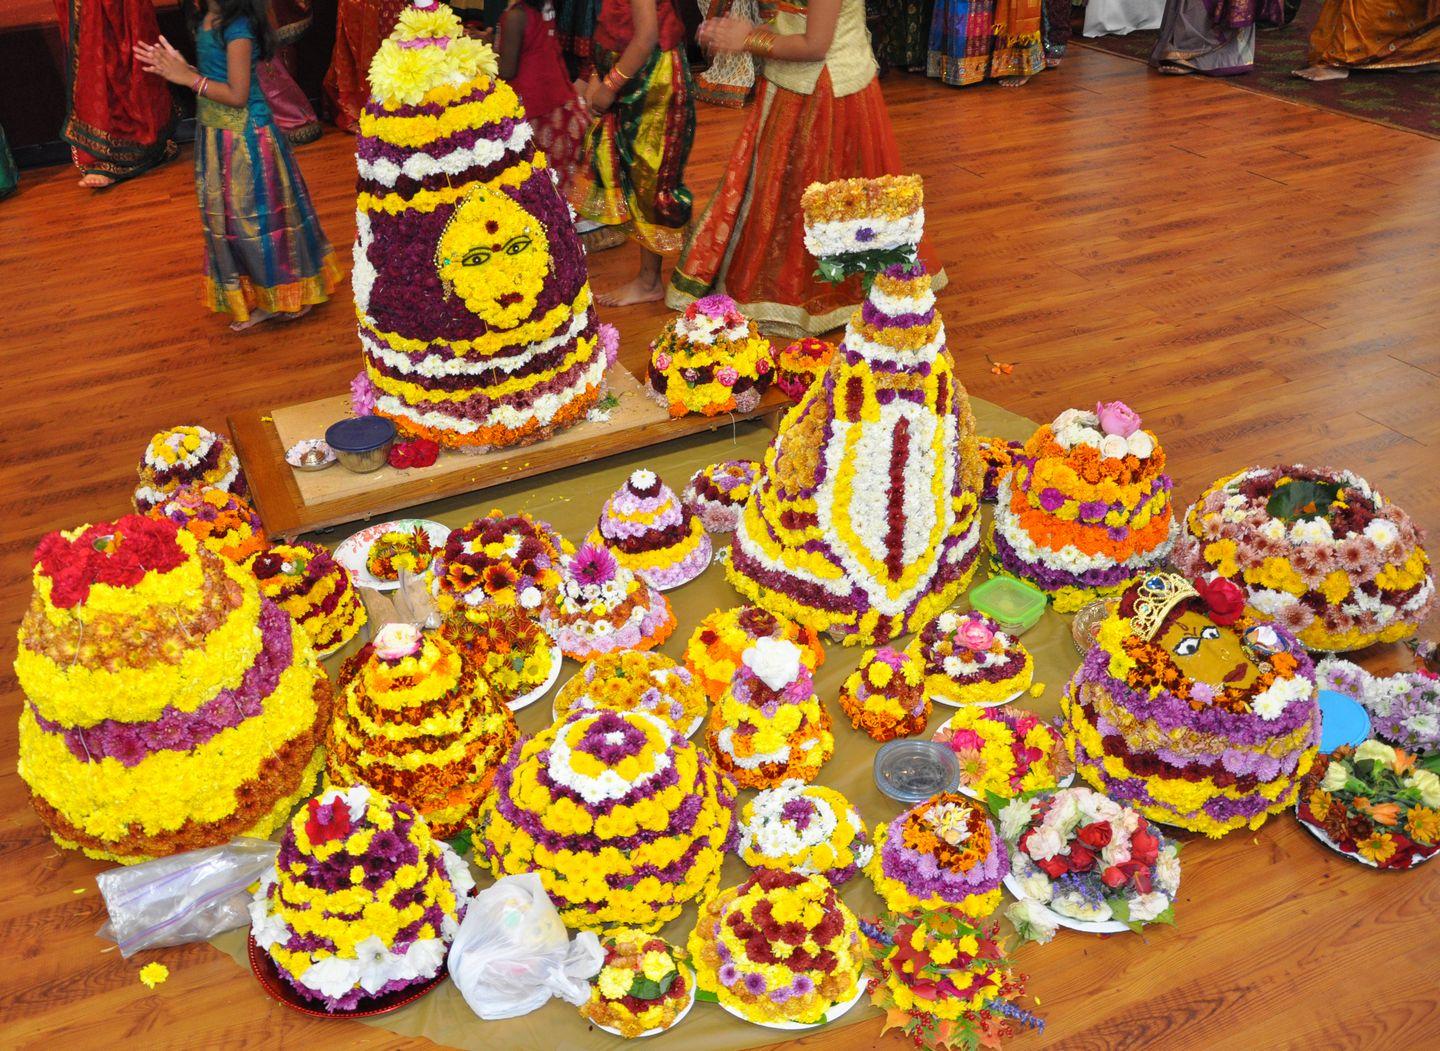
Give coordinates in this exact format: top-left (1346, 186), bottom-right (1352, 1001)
top-left (970, 575), bottom-right (1047, 634)
top-left (873, 740), bottom-right (960, 804)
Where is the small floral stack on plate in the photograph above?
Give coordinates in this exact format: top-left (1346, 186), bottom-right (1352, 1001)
top-left (581, 929), bottom-right (693, 1037)
top-left (682, 459), bottom-right (760, 535)
top-left (133, 424), bottom-right (247, 512)
top-left (908, 609), bottom-right (1034, 708)
top-left (251, 541), bottom-right (367, 657)
top-left (553, 650), bottom-right (707, 736)
top-left (684, 605), bottom-right (825, 702)
top-left (151, 484), bottom-right (267, 564)
top-left (866, 793), bottom-right (1008, 920)
top-left (836, 646), bottom-right (930, 741)
top-left (736, 780), bottom-right (872, 886)
top-left (590, 469), bottom-right (712, 591)
top-left (540, 542), bottom-right (675, 660)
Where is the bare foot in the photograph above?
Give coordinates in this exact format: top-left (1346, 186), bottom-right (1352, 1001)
top-left (1157, 61), bottom-right (1194, 76)
top-left (596, 276), bottom-right (664, 307)
top-left (1292, 65), bottom-right (1349, 81)
top-left (998, 76), bottom-right (1030, 88)
top-left (79, 173), bottom-right (115, 189)
top-left (279, 304), bottom-right (313, 322)
top-left (230, 308), bottom-right (275, 332)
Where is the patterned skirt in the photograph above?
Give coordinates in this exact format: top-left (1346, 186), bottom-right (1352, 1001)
top-left (928, 0), bottom-right (1045, 86)
top-left (194, 100), bottom-right (341, 322)
top-left (532, 94), bottom-right (591, 201)
top-left (695, 0), bottom-right (759, 106)
top-left (570, 47), bottom-right (696, 255)
top-left (668, 71), bottom-right (947, 339)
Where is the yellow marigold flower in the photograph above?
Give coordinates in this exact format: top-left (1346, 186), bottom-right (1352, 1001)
top-left (138, 962), bottom-right (169, 989)
top-left (640, 950), bottom-right (673, 983)
top-left (598, 965), bottom-right (632, 1000)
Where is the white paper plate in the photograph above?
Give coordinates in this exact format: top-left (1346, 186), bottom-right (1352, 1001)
top-left (932, 687), bottom-right (1025, 710)
top-left (592, 967), bottom-right (697, 1038)
top-left (334, 519), bottom-right (450, 593)
top-left (1296, 812), bottom-right (1436, 870)
top-left (719, 976), bottom-right (869, 1031)
top-left (1001, 872), bottom-right (1129, 935)
top-left (508, 644), bottom-right (564, 712)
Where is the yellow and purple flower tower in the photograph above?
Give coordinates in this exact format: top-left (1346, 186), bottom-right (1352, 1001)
top-left (353, 2), bottom-right (612, 449)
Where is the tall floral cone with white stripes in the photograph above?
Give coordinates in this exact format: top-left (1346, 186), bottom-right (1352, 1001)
top-left (727, 175), bottom-right (984, 645)
top-left (352, 1), bottom-right (614, 449)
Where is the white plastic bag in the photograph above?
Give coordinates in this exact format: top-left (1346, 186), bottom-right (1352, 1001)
top-left (447, 873), bottom-right (604, 1020)
top-left (96, 837), bottom-right (278, 958)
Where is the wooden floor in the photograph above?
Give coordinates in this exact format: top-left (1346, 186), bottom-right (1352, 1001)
top-left (2, 48), bottom-right (1439, 1050)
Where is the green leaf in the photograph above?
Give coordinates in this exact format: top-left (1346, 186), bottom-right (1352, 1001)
top-left (1109, 896), bottom-right (1130, 924)
top-left (1419, 754), bottom-right (1440, 775)
top-left (1266, 479), bottom-right (1343, 523)
top-left (812, 245), bottom-right (918, 287)
top-left (985, 790), bottom-right (1010, 819)
top-left (1151, 905), bottom-right (1177, 927)
top-left (694, 989), bottom-right (719, 1004)
top-left (628, 971), bottom-right (678, 1002)
top-left (446, 829), bottom-right (473, 856)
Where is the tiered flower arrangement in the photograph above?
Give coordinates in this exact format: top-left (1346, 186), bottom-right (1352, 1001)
top-left (251, 541), bottom-right (367, 657)
top-left (1295, 740), bottom-right (1440, 869)
top-left (1063, 572), bottom-right (1321, 837)
top-left (329, 624), bottom-right (518, 837)
top-left (775, 337), bottom-right (836, 400)
top-left (998, 786), bottom-right (1181, 933)
top-left (909, 609), bottom-right (1034, 707)
top-left (989, 402), bottom-right (1175, 613)
top-left (689, 869), bottom-right (864, 1026)
top-left (736, 780), bottom-right (872, 885)
top-left (590, 469), bottom-right (712, 590)
top-left (729, 180), bottom-right (984, 644)
top-left (707, 638), bottom-right (835, 789)
top-left (438, 601), bottom-right (556, 707)
top-left (553, 650), bottom-right (707, 733)
top-left (540, 541), bottom-right (675, 660)
top-left (249, 786), bottom-right (473, 1011)
top-left (684, 604), bottom-right (824, 702)
top-left (977, 436), bottom-right (1024, 503)
top-left (682, 459), bottom-right (760, 535)
top-left (430, 511), bottom-right (571, 614)
top-left (151, 485), bottom-right (267, 564)
top-left (476, 708), bottom-right (736, 931)
top-left (133, 425), bottom-right (246, 512)
top-left (355, 3), bottom-right (607, 448)
top-left (581, 929), bottom-right (692, 1037)
top-left (836, 646), bottom-right (930, 741)
top-left (864, 910), bottom-right (1039, 1051)
top-left (15, 515), bottom-right (330, 862)
top-left (646, 294), bottom-right (774, 417)
top-left (1317, 657), bottom-right (1440, 756)
top-left (366, 524), bottom-right (440, 582)
top-left (934, 707), bottom-right (1071, 800)
top-left (1172, 464), bottom-right (1434, 652)
top-left (865, 794), bottom-right (1007, 919)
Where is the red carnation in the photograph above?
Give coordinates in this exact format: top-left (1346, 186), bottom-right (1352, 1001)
top-left (1036, 854), bottom-right (1069, 879)
top-left (1068, 844), bottom-right (1097, 873)
top-left (1194, 575), bottom-right (1246, 626)
top-left (1101, 865), bottom-right (1128, 888)
top-left (1076, 820), bottom-right (1113, 850)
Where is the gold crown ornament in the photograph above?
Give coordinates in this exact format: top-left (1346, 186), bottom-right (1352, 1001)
top-left (1130, 572), bottom-right (1198, 641)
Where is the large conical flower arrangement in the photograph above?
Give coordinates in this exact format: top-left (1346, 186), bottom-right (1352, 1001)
top-left (727, 176), bottom-right (983, 645)
top-left (353, 1), bottom-right (609, 448)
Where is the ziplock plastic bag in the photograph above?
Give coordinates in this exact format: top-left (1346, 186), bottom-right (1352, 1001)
top-left (96, 837), bottom-right (278, 957)
top-left (448, 873), bottom-right (604, 1020)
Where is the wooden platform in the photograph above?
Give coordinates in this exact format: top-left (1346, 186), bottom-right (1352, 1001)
top-left (3, 49), bottom-right (1439, 1051)
top-left (231, 364), bottom-right (789, 537)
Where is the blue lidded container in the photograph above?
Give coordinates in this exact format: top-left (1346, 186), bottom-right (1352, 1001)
top-left (325, 416), bottom-right (396, 474)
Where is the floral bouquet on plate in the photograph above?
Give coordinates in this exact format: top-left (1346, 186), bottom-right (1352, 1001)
top-left (866, 793), bottom-right (1007, 920)
top-left (934, 707), bottom-right (1072, 801)
top-left (429, 511), bottom-right (571, 615)
top-left (1316, 657), bottom-right (1440, 757)
top-left (689, 869), bottom-right (864, 1026)
top-left (251, 541), bottom-right (367, 657)
top-left (438, 601), bottom-right (556, 708)
top-left (366, 524), bottom-right (439, 582)
top-left (646, 294), bottom-right (774, 417)
top-left (837, 646), bottom-right (930, 742)
top-left (1295, 740), bottom-right (1440, 869)
top-left (908, 609), bottom-right (1034, 707)
top-left (133, 424), bottom-right (246, 512)
top-left (553, 650), bottom-right (707, 733)
top-left (581, 929), bottom-right (692, 1037)
top-left (151, 484), bottom-right (267, 564)
top-left (684, 604), bottom-right (825, 702)
top-left (540, 542), bottom-right (675, 660)
top-left (249, 785), bottom-right (473, 1011)
top-left (589, 469), bottom-right (712, 591)
top-left (775, 337), bottom-right (836, 400)
top-left (682, 459), bottom-right (760, 535)
top-left (977, 437), bottom-right (1025, 503)
top-left (863, 910), bottom-right (1041, 1051)
top-left (736, 780), bottom-right (872, 886)
top-left (997, 786), bottom-right (1180, 936)
top-left (1172, 464), bottom-right (1434, 652)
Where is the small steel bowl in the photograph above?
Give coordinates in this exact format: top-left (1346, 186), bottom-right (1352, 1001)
top-left (285, 438), bottom-right (337, 472)
top-left (325, 416), bottom-right (396, 474)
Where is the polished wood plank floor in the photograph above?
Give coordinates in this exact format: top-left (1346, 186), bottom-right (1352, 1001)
top-left (1, 48), bottom-right (1438, 1051)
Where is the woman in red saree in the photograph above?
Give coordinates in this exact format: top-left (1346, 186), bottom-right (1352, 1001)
top-left (53, 0), bottom-right (178, 188)
top-left (667, 0), bottom-right (945, 337)
top-left (324, 0), bottom-right (408, 132)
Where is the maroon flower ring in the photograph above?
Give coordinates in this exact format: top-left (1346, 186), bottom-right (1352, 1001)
top-left (247, 932), bottom-right (448, 1018)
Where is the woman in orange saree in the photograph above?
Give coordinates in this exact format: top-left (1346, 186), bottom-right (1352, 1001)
top-left (53, 0), bottom-right (178, 188)
top-left (1294, 0), bottom-right (1440, 80)
top-left (324, 0), bottom-right (408, 132)
top-left (667, 0), bottom-right (945, 337)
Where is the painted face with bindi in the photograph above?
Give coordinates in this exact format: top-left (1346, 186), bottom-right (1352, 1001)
top-left (1156, 609), bottom-right (1260, 692)
top-left (435, 187), bottom-right (551, 329)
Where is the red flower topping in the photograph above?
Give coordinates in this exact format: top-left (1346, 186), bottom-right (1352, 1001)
top-left (34, 515), bottom-right (186, 608)
top-left (1035, 854), bottom-right (1069, 879)
top-left (1067, 844), bottom-right (1097, 873)
top-left (1129, 826), bottom-right (1161, 866)
top-left (1194, 575), bottom-right (1246, 626)
top-left (304, 797), bottom-right (351, 844)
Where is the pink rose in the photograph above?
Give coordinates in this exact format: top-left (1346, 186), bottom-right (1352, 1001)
top-left (654, 351), bottom-right (672, 372)
top-left (1095, 400), bottom-right (1141, 438)
top-left (956, 618), bottom-right (995, 651)
top-left (717, 366), bottom-right (739, 387)
top-left (374, 623), bottom-right (422, 660)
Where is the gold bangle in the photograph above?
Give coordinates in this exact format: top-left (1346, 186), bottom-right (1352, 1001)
top-left (745, 27), bottom-right (776, 56)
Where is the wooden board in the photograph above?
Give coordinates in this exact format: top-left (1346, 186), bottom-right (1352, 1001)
top-left (229, 364), bottom-right (791, 537)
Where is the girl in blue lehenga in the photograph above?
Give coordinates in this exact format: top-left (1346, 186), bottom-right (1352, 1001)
top-left (134, 0), bottom-right (339, 330)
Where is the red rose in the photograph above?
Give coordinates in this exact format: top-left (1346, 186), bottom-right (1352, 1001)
top-left (1068, 844), bottom-right (1097, 873)
top-left (1194, 575), bottom-right (1246, 626)
top-left (1101, 865), bottom-right (1129, 888)
top-left (1129, 826), bottom-right (1160, 866)
top-left (1076, 820), bottom-right (1113, 850)
top-left (1131, 867), bottom-right (1154, 895)
top-left (1036, 855), bottom-right (1070, 878)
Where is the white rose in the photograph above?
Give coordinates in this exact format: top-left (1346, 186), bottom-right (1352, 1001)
top-left (1052, 408), bottom-right (1084, 432)
top-left (1126, 431), bottom-right (1155, 459)
top-left (1046, 792), bottom-right (1084, 836)
top-left (1004, 899), bottom-right (1058, 945)
top-left (1025, 826), bottom-right (1065, 862)
top-left (1320, 761), bottom-right (1351, 793)
top-left (1079, 792), bottom-right (1123, 826)
top-left (998, 797), bottom-right (1037, 842)
top-left (1100, 840), bottom-right (1131, 868)
top-left (1405, 769), bottom-right (1440, 808)
top-left (1015, 869), bottom-right (1055, 904)
top-left (1126, 891), bottom-right (1171, 924)
top-left (1099, 434), bottom-right (1130, 460)
top-left (743, 637), bottom-right (803, 691)
top-left (1363, 519), bottom-right (1399, 548)
top-left (1154, 845), bottom-right (1182, 897)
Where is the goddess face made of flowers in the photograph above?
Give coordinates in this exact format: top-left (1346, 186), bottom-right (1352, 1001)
top-left (435, 186), bottom-right (551, 330)
top-left (1156, 608), bottom-right (1262, 694)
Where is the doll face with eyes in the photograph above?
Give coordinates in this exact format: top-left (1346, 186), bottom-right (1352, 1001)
top-left (435, 187), bottom-right (550, 329)
top-left (1156, 609), bottom-right (1261, 692)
